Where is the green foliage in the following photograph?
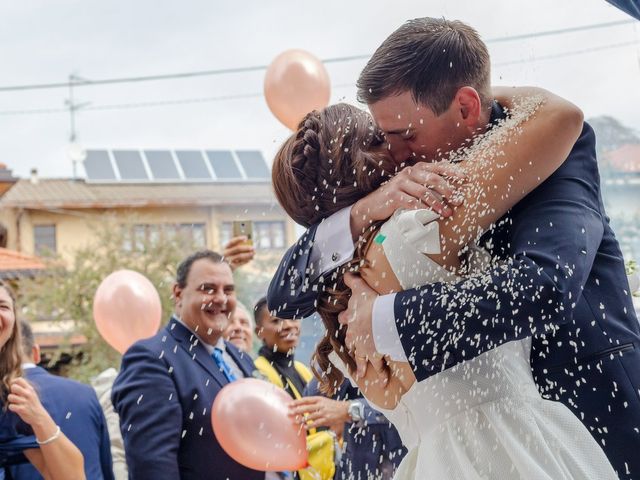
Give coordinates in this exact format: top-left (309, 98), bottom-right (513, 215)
top-left (17, 215), bottom-right (197, 382)
top-left (16, 214), bottom-right (283, 382)
top-left (626, 260), bottom-right (640, 298)
top-left (233, 251), bottom-right (281, 313)
top-left (226, 250), bottom-right (282, 358)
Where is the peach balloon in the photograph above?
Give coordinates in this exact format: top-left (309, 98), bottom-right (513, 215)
top-left (212, 378), bottom-right (308, 471)
top-left (93, 270), bottom-right (162, 354)
top-left (264, 49), bottom-right (331, 130)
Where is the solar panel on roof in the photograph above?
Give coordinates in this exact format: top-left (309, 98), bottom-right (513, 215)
top-left (206, 150), bottom-right (242, 179)
top-left (236, 150), bottom-right (270, 179)
top-left (83, 150), bottom-right (116, 180)
top-left (176, 151), bottom-right (212, 179)
top-left (113, 150), bottom-right (149, 181)
top-left (83, 148), bottom-right (270, 183)
top-left (145, 151), bottom-right (181, 180)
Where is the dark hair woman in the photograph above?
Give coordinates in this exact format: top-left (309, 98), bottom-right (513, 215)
top-left (272, 88), bottom-right (582, 402)
top-left (271, 88), bottom-right (619, 479)
top-left (0, 281), bottom-right (85, 479)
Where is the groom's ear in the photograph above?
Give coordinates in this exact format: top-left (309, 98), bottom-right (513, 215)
top-left (453, 86), bottom-right (482, 130)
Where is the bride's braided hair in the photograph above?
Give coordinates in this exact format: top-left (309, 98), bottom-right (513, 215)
top-left (272, 103), bottom-right (395, 228)
top-left (313, 224), bottom-right (385, 395)
top-left (272, 103), bottom-right (397, 394)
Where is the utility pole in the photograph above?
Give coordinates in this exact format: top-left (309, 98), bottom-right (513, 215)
top-left (65, 74), bottom-right (90, 178)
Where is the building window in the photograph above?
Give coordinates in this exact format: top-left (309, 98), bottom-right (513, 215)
top-left (34, 225), bottom-right (56, 255)
top-left (133, 224), bottom-right (147, 249)
top-left (123, 223), bottom-right (207, 251)
top-left (177, 223), bottom-right (207, 247)
top-left (254, 221), bottom-right (286, 249)
top-left (220, 221), bottom-right (286, 250)
top-left (220, 222), bottom-right (233, 248)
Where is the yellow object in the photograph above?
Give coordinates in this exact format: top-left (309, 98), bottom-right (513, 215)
top-left (255, 356), bottom-right (336, 480)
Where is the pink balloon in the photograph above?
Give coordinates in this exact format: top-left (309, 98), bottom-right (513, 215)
top-left (93, 270), bottom-right (162, 354)
top-left (264, 49), bottom-right (331, 130)
top-left (212, 378), bottom-right (308, 471)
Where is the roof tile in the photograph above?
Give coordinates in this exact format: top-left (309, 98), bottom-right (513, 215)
top-left (0, 179), bottom-right (276, 209)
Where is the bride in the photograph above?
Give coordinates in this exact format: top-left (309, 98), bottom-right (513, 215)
top-left (271, 88), bottom-right (618, 479)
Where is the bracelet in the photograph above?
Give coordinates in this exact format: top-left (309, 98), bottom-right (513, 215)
top-left (36, 425), bottom-right (61, 445)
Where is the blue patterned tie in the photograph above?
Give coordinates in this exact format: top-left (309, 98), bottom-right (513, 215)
top-left (212, 347), bottom-right (238, 383)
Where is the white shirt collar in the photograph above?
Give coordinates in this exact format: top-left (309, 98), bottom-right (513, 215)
top-left (173, 315), bottom-right (221, 355)
top-left (214, 336), bottom-right (226, 352)
top-left (22, 362), bottom-right (37, 370)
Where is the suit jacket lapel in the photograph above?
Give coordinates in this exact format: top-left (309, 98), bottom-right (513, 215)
top-left (224, 341), bottom-right (256, 378)
top-left (167, 319), bottom-right (228, 389)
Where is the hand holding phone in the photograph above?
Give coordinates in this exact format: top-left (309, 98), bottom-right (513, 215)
top-left (225, 221), bottom-right (255, 270)
top-left (232, 221), bottom-right (253, 246)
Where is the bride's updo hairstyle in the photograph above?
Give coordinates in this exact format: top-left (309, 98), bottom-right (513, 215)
top-left (272, 103), bottom-right (397, 394)
top-left (272, 103), bottom-right (395, 228)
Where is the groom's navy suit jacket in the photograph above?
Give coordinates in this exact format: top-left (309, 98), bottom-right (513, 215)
top-left (267, 114), bottom-right (640, 478)
top-left (111, 319), bottom-right (263, 480)
top-left (607, 0), bottom-right (640, 19)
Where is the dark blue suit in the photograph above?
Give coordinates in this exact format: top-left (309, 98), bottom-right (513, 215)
top-left (0, 411), bottom-right (37, 470)
top-left (607, 0), bottom-right (640, 19)
top-left (303, 379), bottom-right (405, 480)
top-left (268, 118), bottom-right (640, 478)
top-left (111, 319), bottom-right (263, 480)
top-left (8, 366), bottom-right (114, 480)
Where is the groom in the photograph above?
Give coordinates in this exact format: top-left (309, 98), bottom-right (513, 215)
top-left (268, 17), bottom-right (640, 479)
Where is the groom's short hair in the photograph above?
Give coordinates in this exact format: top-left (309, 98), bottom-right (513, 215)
top-left (357, 17), bottom-right (491, 115)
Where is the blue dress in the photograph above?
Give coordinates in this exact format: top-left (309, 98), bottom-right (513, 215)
top-left (1, 407), bottom-right (38, 468)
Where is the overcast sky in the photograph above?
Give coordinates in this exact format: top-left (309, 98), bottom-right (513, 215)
top-left (0, 0), bottom-right (638, 179)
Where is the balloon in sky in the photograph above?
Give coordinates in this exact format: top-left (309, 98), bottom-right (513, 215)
top-left (264, 49), bottom-right (331, 130)
top-left (93, 269), bottom-right (162, 354)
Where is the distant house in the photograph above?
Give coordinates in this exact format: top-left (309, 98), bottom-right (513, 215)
top-left (600, 143), bottom-right (640, 217)
top-left (0, 149), bottom-right (298, 363)
top-left (0, 247), bottom-right (45, 281)
top-left (600, 143), bottom-right (640, 262)
top-left (0, 149), bottom-right (296, 259)
top-left (0, 162), bottom-right (18, 197)
top-left (0, 247), bottom-right (82, 360)
top-left (602, 144), bottom-right (640, 177)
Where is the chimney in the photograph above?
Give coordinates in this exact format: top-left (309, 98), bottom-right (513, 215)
top-left (30, 168), bottom-right (39, 185)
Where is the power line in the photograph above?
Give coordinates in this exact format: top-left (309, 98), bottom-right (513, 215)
top-left (0, 19), bottom-right (635, 93)
top-left (87, 92), bottom-right (264, 111)
top-left (0, 65), bottom-right (271, 92)
top-left (0, 83), bottom-right (357, 116)
top-left (86, 82), bottom-right (359, 110)
top-left (0, 60), bottom-right (367, 93)
top-left (0, 38), bottom-right (637, 117)
top-left (485, 19), bottom-right (634, 43)
top-left (0, 106), bottom-right (66, 115)
top-left (493, 39), bottom-right (639, 67)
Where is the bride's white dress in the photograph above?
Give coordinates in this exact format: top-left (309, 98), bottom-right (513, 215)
top-left (334, 209), bottom-right (618, 480)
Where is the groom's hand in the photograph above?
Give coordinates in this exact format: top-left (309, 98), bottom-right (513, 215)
top-left (350, 162), bottom-right (465, 240)
top-left (341, 273), bottom-right (382, 378)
